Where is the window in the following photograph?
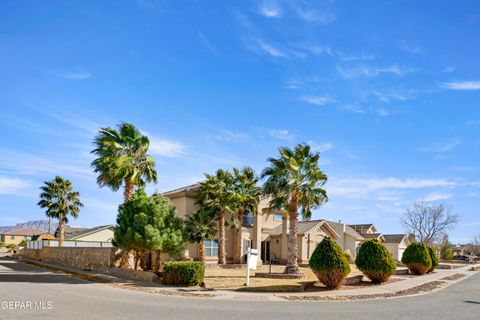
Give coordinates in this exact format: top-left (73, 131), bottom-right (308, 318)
top-left (274, 213), bottom-right (283, 221)
top-left (10, 235), bottom-right (15, 240)
top-left (242, 211), bottom-right (253, 226)
top-left (204, 239), bottom-right (219, 257)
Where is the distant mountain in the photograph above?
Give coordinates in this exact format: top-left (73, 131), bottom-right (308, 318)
top-left (0, 220), bottom-right (60, 234)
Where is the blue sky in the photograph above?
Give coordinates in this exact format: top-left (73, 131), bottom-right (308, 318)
top-left (1, 0), bottom-right (479, 243)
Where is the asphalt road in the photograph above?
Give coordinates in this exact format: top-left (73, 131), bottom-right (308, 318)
top-left (0, 257), bottom-right (478, 320)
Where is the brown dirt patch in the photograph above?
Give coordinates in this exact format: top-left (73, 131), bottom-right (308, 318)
top-left (281, 280), bottom-right (446, 301)
top-left (441, 274), bottom-right (466, 281)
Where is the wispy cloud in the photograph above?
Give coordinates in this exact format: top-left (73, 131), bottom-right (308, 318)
top-left (268, 129), bottom-right (293, 140)
top-left (293, 6), bottom-right (335, 24)
top-left (341, 105), bottom-right (393, 117)
top-left (422, 192), bottom-right (452, 202)
top-left (256, 39), bottom-right (288, 58)
top-left (257, 0), bottom-right (282, 18)
top-left (373, 90), bottom-right (410, 103)
top-left (397, 40), bottom-right (422, 54)
top-left (329, 176), bottom-right (456, 199)
top-left (0, 176), bottom-right (31, 195)
top-left (0, 150), bottom-right (92, 178)
top-left (208, 129), bottom-right (249, 142)
top-left (421, 140), bottom-right (462, 153)
top-left (301, 95), bottom-right (337, 106)
top-left (337, 52), bottom-right (375, 62)
top-left (285, 79), bottom-right (303, 90)
top-left (307, 140), bottom-right (333, 153)
top-left (198, 32), bottom-right (220, 56)
top-left (149, 138), bottom-right (186, 157)
top-left (337, 65), bottom-right (416, 79)
top-left (441, 66), bottom-right (456, 73)
top-left (441, 81), bottom-right (480, 91)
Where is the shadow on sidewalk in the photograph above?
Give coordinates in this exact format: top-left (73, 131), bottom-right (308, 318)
top-left (0, 257), bottom-right (89, 285)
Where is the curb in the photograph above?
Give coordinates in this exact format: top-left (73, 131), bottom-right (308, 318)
top-left (18, 257), bottom-right (478, 302)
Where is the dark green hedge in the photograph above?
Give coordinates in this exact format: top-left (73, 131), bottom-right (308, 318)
top-left (355, 239), bottom-right (397, 283)
top-left (427, 246), bottom-right (439, 273)
top-left (401, 243), bottom-right (432, 275)
top-left (162, 261), bottom-right (205, 286)
top-left (309, 237), bottom-right (351, 289)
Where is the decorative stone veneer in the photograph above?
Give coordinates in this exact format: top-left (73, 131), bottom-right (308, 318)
top-left (23, 247), bottom-right (114, 272)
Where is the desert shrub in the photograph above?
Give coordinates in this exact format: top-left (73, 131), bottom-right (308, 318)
top-left (355, 240), bottom-right (397, 283)
top-left (162, 261), bottom-right (205, 286)
top-left (401, 243), bottom-right (432, 275)
top-left (427, 246), bottom-right (439, 273)
top-left (309, 237), bottom-right (351, 289)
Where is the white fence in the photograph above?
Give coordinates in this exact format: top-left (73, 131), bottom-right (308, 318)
top-left (27, 239), bottom-right (113, 249)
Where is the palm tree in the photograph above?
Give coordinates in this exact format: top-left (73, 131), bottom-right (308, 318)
top-left (232, 167), bottom-right (261, 264)
top-left (38, 176), bottom-right (83, 246)
top-left (184, 208), bottom-right (218, 263)
top-left (197, 169), bottom-right (236, 264)
top-left (91, 122), bottom-right (157, 203)
top-left (262, 143), bottom-right (328, 274)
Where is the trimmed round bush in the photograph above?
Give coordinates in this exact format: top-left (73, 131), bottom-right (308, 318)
top-left (427, 246), bottom-right (439, 273)
top-left (401, 243), bottom-right (432, 275)
top-left (162, 261), bottom-right (205, 286)
top-left (309, 237), bottom-right (351, 289)
top-left (355, 239), bottom-right (397, 283)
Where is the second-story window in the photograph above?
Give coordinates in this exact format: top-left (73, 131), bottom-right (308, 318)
top-left (242, 211), bottom-right (253, 226)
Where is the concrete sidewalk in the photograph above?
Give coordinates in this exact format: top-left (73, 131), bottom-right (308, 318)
top-left (18, 256), bottom-right (478, 302)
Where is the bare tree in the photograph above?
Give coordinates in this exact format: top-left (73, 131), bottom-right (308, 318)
top-left (402, 200), bottom-right (459, 244)
top-left (470, 233), bottom-right (480, 255)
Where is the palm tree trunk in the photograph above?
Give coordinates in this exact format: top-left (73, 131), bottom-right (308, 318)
top-left (124, 179), bottom-right (134, 203)
top-left (218, 210), bottom-right (226, 264)
top-left (199, 240), bottom-right (206, 264)
top-left (58, 217), bottom-right (65, 247)
top-left (284, 193), bottom-right (299, 274)
top-left (233, 210), bottom-right (243, 264)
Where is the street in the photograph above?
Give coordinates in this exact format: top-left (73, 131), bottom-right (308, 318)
top-left (0, 256), bottom-right (478, 320)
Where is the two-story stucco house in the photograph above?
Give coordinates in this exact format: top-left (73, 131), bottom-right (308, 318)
top-left (163, 183), bottom-right (368, 264)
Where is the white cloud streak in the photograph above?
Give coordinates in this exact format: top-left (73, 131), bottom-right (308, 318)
top-left (301, 95), bottom-right (337, 106)
top-left (0, 176), bottom-right (31, 195)
top-left (441, 81), bottom-right (480, 91)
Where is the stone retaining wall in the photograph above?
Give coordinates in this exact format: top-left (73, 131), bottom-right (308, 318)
top-left (23, 247), bottom-right (114, 272)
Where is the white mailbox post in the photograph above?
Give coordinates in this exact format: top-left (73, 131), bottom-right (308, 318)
top-left (245, 246), bottom-right (258, 287)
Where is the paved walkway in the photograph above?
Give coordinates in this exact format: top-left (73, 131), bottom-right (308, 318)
top-left (18, 256), bottom-right (478, 301)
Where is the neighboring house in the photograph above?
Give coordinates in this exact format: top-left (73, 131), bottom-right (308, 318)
top-left (163, 183), bottom-right (383, 264)
top-left (0, 229), bottom-right (43, 252)
top-left (30, 233), bottom-right (55, 241)
top-left (54, 225), bottom-right (88, 239)
top-left (383, 234), bottom-right (412, 261)
top-left (350, 223), bottom-right (413, 261)
top-left (349, 224), bottom-right (378, 235)
top-left (65, 225), bottom-right (114, 242)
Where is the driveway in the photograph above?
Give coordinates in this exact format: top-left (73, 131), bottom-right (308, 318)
top-left (0, 257), bottom-right (478, 320)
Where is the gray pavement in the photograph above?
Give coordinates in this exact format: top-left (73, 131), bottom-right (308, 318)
top-left (0, 256), bottom-right (479, 320)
